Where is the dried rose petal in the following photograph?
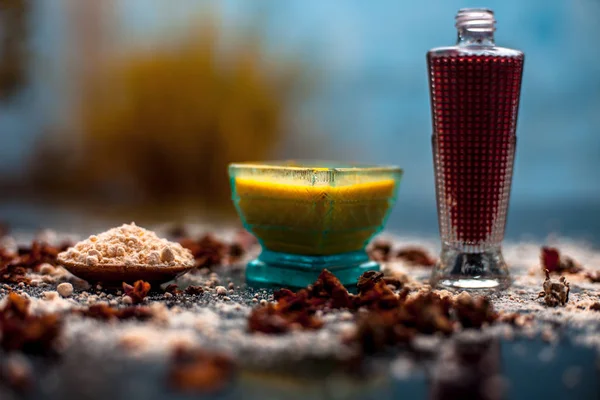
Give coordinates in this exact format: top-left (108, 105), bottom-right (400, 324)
top-left (400, 291), bottom-right (454, 335)
top-left (248, 303), bottom-right (323, 334)
top-left (396, 246), bottom-right (437, 267)
top-left (273, 288), bottom-right (295, 302)
top-left (311, 269), bottom-right (345, 295)
top-left (356, 280), bottom-right (401, 311)
top-left (230, 230), bottom-right (257, 255)
top-left (77, 304), bottom-right (153, 321)
top-left (168, 346), bottom-right (235, 393)
top-left (0, 293), bottom-right (62, 354)
top-left (541, 247), bottom-right (560, 273)
top-left (585, 270), bottom-right (600, 283)
top-left (454, 295), bottom-right (497, 328)
top-left (348, 290), bottom-right (464, 354)
top-left (164, 284), bottom-right (182, 295)
top-left (248, 304), bottom-right (294, 334)
top-left (351, 310), bottom-right (415, 354)
top-left (177, 231), bottom-right (256, 268)
top-left (122, 280), bottom-right (151, 304)
top-left (497, 312), bottom-right (534, 327)
top-left (0, 265), bottom-right (31, 285)
top-left (368, 240), bottom-right (392, 262)
top-left (185, 286), bottom-right (204, 296)
top-left (0, 356), bottom-right (32, 392)
top-left (261, 270), bottom-right (405, 332)
top-left (180, 234), bottom-right (227, 269)
top-left (383, 276), bottom-right (404, 289)
top-left (357, 271), bottom-right (384, 292)
top-left (228, 243), bottom-right (244, 259)
top-left (541, 247), bottom-right (583, 274)
top-left (247, 272), bottom-right (351, 334)
top-left (273, 270), bottom-right (357, 314)
top-left (3, 292), bottom-right (30, 318)
top-left (0, 240), bottom-right (71, 285)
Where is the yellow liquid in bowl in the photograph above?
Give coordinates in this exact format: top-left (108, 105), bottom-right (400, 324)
top-left (234, 177), bottom-right (397, 255)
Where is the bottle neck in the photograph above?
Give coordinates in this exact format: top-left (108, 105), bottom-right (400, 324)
top-left (455, 8), bottom-right (496, 47)
top-left (457, 29), bottom-right (495, 47)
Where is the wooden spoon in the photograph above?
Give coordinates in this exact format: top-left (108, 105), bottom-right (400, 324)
top-left (58, 255), bottom-right (195, 287)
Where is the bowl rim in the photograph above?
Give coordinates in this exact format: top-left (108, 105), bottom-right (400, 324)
top-left (229, 160), bottom-right (403, 175)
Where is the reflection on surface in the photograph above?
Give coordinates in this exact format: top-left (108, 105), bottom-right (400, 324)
top-left (430, 332), bottom-right (503, 400)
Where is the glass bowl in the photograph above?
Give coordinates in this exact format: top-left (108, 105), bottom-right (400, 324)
top-left (229, 161), bottom-right (403, 288)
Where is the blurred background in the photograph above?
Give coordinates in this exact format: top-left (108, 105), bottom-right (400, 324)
top-left (0, 0), bottom-right (599, 243)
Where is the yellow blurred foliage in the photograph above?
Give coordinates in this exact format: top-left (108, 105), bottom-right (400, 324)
top-left (31, 21), bottom-right (306, 219)
top-left (0, 0), bottom-right (29, 100)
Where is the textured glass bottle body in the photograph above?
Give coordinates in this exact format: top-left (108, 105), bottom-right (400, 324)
top-left (427, 28), bottom-right (524, 290)
top-left (429, 50), bottom-right (523, 250)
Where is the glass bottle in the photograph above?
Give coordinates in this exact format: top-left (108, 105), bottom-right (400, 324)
top-left (427, 9), bottom-right (524, 290)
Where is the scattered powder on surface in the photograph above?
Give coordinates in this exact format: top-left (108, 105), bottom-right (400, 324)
top-left (1, 232), bottom-right (599, 397)
top-left (58, 223), bottom-right (194, 267)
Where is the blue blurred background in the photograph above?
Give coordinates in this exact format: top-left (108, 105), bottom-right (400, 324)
top-left (0, 0), bottom-right (599, 243)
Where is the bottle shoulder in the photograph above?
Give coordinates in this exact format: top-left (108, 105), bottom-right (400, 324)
top-left (427, 46), bottom-right (523, 59)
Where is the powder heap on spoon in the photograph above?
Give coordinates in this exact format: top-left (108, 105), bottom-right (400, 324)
top-left (59, 223), bottom-right (194, 267)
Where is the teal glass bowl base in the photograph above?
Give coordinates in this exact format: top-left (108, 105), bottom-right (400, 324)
top-left (246, 249), bottom-right (379, 288)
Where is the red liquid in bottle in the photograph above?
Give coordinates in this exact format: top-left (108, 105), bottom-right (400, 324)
top-left (428, 54), bottom-right (524, 247)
